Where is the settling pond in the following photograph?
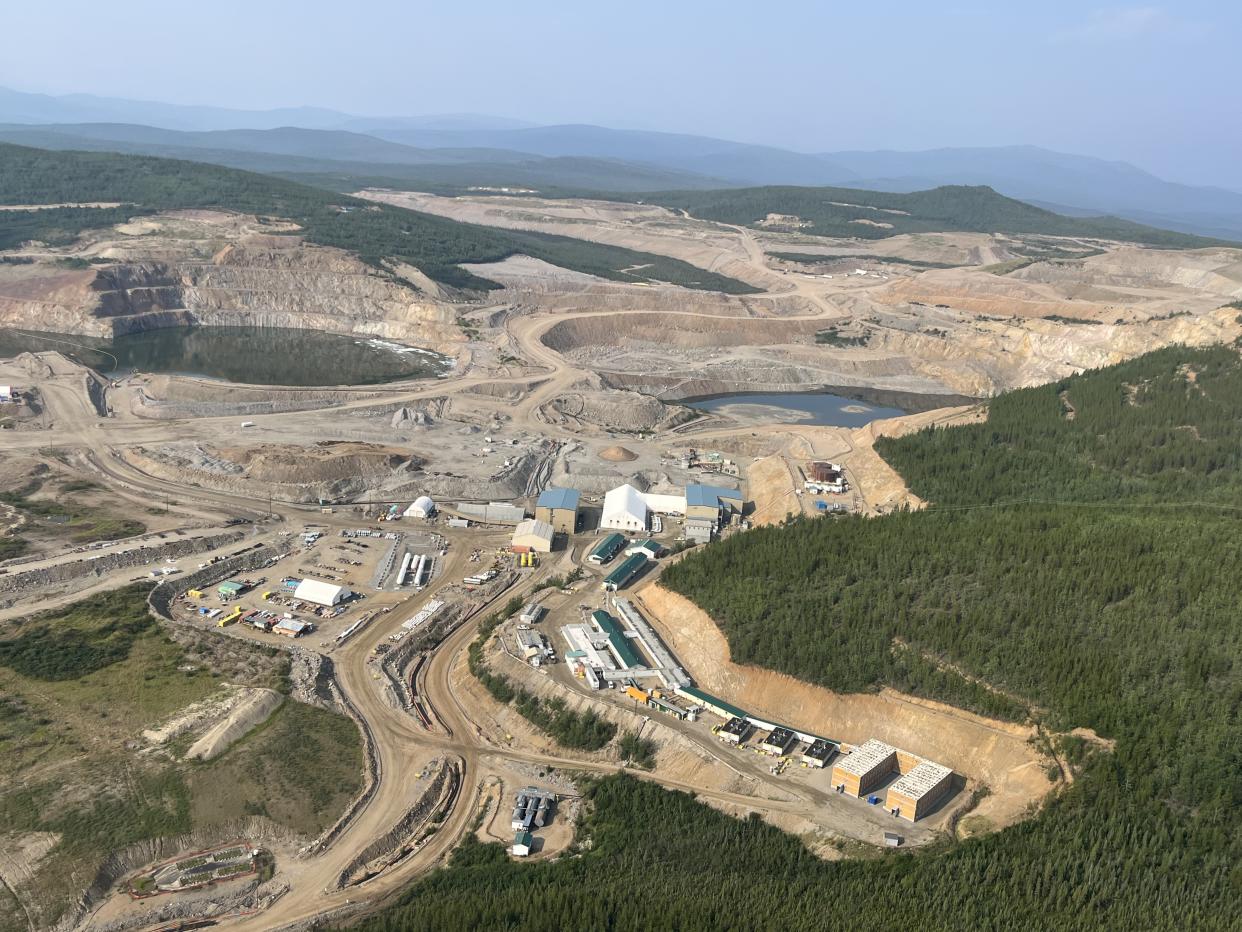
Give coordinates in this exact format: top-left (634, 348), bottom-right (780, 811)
top-left (685, 389), bottom-right (970, 427)
top-left (0, 326), bottom-right (452, 386)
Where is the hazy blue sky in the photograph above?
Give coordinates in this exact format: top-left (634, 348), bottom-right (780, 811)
top-left (1, 0), bottom-right (1237, 186)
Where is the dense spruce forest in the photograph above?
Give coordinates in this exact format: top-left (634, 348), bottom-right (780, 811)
top-left (638, 184), bottom-right (1228, 247)
top-left (350, 345), bottom-right (1241, 931)
top-left (0, 143), bottom-right (755, 293)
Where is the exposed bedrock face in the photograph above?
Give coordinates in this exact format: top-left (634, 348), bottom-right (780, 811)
top-left (0, 244), bottom-right (466, 350)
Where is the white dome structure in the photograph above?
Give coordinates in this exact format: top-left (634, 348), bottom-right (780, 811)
top-left (405, 495), bottom-right (436, 518)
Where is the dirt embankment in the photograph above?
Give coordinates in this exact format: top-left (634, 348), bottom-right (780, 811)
top-left (636, 584), bottom-right (1053, 829)
top-left (185, 688), bottom-right (285, 761)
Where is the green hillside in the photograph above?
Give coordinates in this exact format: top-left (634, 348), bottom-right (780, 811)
top-left (353, 346), bottom-right (1242, 931)
top-left (0, 143), bottom-right (756, 293)
top-left (641, 184), bottom-right (1229, 248)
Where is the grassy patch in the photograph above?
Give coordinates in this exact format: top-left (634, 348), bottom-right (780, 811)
top-left (185, 700), bottom-right (363, 837)
top-left (0, 586), bottom-right (361, 926)
top-left (815, 327), bottom-right (870, 347)
top-left (0, 483), bottom-right (145, 545)
top-left (0, 534), bottom-right (29, 560)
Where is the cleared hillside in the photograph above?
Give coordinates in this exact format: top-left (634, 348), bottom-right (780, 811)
top-left (353, 346), bottom-right (1242, 931)
top-left (0, 144), bottom-right (756, 293)
top-left (641, 184), bottom-right (1230, 248)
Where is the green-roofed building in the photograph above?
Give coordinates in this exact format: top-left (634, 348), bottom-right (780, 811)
top-left (674, 685), bottom-right (748, 721)
top-left (218, 580), bottom-right (244, 599)
top-left (587, 532), bottom-right (627, 565)
top-left (591, 609), bottom-right (644, 669)
top-left (602, 552), bottom-right (649, 591)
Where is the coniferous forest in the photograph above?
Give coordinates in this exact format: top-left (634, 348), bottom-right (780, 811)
top-left (347, 346), bottom-right (1242, 931)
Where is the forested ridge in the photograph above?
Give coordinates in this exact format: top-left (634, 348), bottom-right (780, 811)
top-left (0, 143), bottom-right (755, 293)
top-left (638, 184), bottom-right (1229, 247)
top-left (348, 345), bottom-right (1242, 931)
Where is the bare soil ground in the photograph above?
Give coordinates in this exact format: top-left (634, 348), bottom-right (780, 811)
top-left (636, 584), bottom-right (1054, 830)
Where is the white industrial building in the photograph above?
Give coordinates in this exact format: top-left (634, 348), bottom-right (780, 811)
top-left (601, 484), bottom-right (649, 532)
top-left (404, 496), bottom-right (436, 519)
top-left (293, 578), bottom-right (352, 606)
top-left (512, 518), bottom-right (555, 553)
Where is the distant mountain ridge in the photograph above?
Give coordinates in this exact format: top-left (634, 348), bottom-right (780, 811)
top-left (2, 85), bottom-right (1240, 239)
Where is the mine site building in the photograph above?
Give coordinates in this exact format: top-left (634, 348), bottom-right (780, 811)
top-left (718, 716), bottom-right (752, 745)
top-left (587, 532), bottom-right (627, 565)
top-left (535, 487), bottom-right (581, 533)
top-left (516, 628), bottom-right (545, 662)
top-left (602, 552), bottom-right (649, 591)
top-left (684, 483), bottom-right (745, 543)
top-left (519, 602), bottom-right (546, 624)
top-left (760, 727), bottom-right (798, 756)
top-left (802, 738), bottom-right (837, 768)
top-left (512, 518), bottom-right (555, 553)
top-left (590, 609), bottom-right (643, 669)
top-left (887, 760), bottom-right (954, 822)
top-left (511, 787), bottom-right (556, 832)
top-left (676, 685), bottom-right (748, 721)
top-left (601, 484), bottom-right (649, 532)
top-left (625, 539), bottom-right (664, 560)
top-left (512, 831), bottom-right (533, 857)
top-left (404, 495), bottom-right (436, 519)
top-left (0, 386), bottom-right (13, 403)
top-left (293, 578), bottom-right (352, 607)
top-left (831, 739), bottom-right (898, 797)
top-left (810, 461), bottom-right (845, 483)
top-left (217, 580), bottom-right (245, 600)
top-left (456, 501), bottom-right (526, 525)
top-left (274, 618), bottom-right (311, 638)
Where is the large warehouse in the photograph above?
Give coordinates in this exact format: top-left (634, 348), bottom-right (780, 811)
top-left (294, 578), bottom-right (352, 607)
top-left (512, 518), bottom-right (555, 553)
top-left (534, 487), bottom-right (581, 533)
top-left (601, 484), bottom-right (649, 531)
top-left (887, 761), bottom-right (954, 822)
top-left (830, 739), bottom-right (898, 796)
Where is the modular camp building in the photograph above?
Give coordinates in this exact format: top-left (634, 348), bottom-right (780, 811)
top-left (293, 578), bottom-right (352, 607)
top-left (590, 609), bottom-right (643, 669)
top-left (587, 532), bottom-right (627, 565)
top-left (887, 761), bottom-right (954, 822)
top-left (601, 484), bottom-right (648, 532)
top-left (831, 739), bottom-right (898, 797)
top-left (512, 518), bottom-right (555, 553)
top-left (602, 552), bottom-right (649, 591)
top-left (675, 685), bottom-right (748, 721)
top-left (535, 487), bottom-right (581, 533)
